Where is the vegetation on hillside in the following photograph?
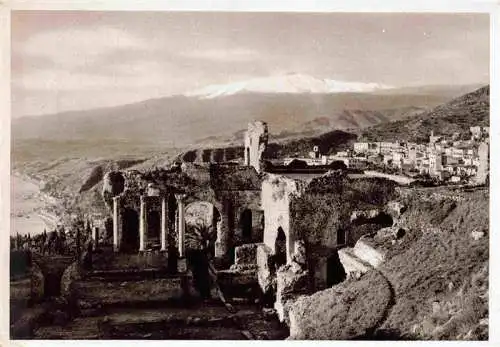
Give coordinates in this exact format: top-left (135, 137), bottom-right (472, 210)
top-left (288, 186), bottom-right (488, 340)
top-left (361, 85), bottom-right (489, 143)
top-left (266, 130), bottom-right (358, 158)
top-left (289, 270), bottom-right (392, 339)
top-left (377, 188), bottom-right (489, 340)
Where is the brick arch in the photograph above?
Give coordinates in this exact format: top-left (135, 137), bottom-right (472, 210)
top-left (183, 192), bottom-right (223, 215)
top-left (275, 226), bottom-right (287, 268)
top-left (182, 197), bottom-right (229, 260)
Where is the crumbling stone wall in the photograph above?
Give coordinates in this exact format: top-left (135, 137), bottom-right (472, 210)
top-left (261, 174), bottom-right (304, 264)
top-left (101, 164), bottom-right (263, 262)
top-left (244, 121), bottom-right (269, 173)
top-left (218, 190), bottom-right (262, 246)
top-left (179, 146), bottom-right (244, 164)
top-left (284, 173), bottom-right (396, 289)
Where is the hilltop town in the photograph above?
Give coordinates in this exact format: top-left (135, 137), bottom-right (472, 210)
top-left (285, 126), bottom-right (489, 186)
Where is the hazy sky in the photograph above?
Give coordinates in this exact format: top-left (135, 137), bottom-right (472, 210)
top-left (12, 11), bottom-right (490, 117)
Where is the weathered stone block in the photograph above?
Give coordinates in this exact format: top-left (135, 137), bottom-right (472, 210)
top-left (353, 237), bottom-right (386, 268)
top-left (234, 243), bottom-right (258, 265)
top-left (274, 266), bottom-right (310, 324)
top-left (256, 243), bottom-right (275, 295)
top-left (276, 266), bottom-right (310, 299)
top-left (350, 209), bottom-right (381, 223)
top-left (338, 248), bottom-right (370, 277)
top-left (218, 269), bottom-right (257, 287)
top-left (291, 240), bottom-right (307, 267)
top-left (375, 226), bottom-right (406, 241)
top-left (30, 263), bottom-right (45, 302)
top-left (177, 258), bottom-right (187, 273)
top-left (229, 263), bottom-right (258, 271)
top-left (386, 200), bottom-right (406, 218)
top-left (60, 262), bottom-right (81, 298)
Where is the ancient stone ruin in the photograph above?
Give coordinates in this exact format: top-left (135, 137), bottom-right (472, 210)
top-left (21, 121), bottom-right (413, 339)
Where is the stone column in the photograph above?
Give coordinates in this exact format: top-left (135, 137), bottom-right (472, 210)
top-left (139, 195), bottom-right (147, 252)
top-left (175, 194), bottom-right (186, 258)
top-left (113, 197), bottom-right (122, 252)
top-left (92, 226), bottom-right (99, 251)
top-left (160, 196), bottom-right (167, 252)
top-left (215, 216), bottom-right (228, 258)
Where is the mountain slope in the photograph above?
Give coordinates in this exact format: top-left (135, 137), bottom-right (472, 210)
top-left (361, 85), bottom-right (490, 143)
top-left (12, 89), bottom-right (467, 150)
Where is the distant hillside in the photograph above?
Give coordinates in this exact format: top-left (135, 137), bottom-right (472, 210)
top-left (12, 86), bottom-right (474, 150)
top-left (361, 85), bottom-right (490, 143)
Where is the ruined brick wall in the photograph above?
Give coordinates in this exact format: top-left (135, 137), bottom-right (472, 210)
top-left (222, 190), bottom-right (262, 245)
top-left (180, 146), bottom-right (245, 164)
top-left (101, 164), bottom-right (263, 261)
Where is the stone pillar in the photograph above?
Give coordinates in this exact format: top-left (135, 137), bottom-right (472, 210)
top-left (175, 194), bottom-right (186, 258)
top-left (139, 196), bottom-right (147, 252)
top-left (161, 196), bottom-right (167, 252)
top-left (112, 196), bottom-right (122, 252)
top-left (215, 215), bottom-right (228, 258)
top-left (92, 227), bottom-right (99, 250)
top-left (175, 194), bottom-right (187, 273)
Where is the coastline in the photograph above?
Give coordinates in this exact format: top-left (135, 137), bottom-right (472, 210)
top-left (11, 172), bottom-right (62, 236)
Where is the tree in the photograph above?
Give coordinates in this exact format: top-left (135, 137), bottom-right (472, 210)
top-left (86, 219), bottom-right (92, 237)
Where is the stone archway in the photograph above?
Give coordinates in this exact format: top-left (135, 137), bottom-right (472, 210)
top-left (147, 210), bottom-right (161, 249)
top-left (326, 252), bottom-right (346, 287)
top-left (122, 208), bottom-right (139, 252)
top-left (184, 201), bottom-right (221, 255)
top-left (183, 201), bottom-right (222, 298)
top-left (275, 227), bottom-right (287, 268)
top-left (337, 228), bottom-right (346, 246)
top-left (240, 209), bottom-right (253, 242)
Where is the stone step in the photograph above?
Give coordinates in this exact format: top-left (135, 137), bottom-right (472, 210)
top-left (76, 296), bottom-right (202, 317)
top-left (84, 267), bottom-right (174, 282)
top-left (73, 276), bottom-right (188, 308)
top-left (99, 305), bottom-right (288, 340)
top-left (91, 251), bottom-right (169, 271)
top-left (32, 303), bottom-right (288, 339)
top-left (33, 317), bottom-right (101, 339)
top-left (103, 325), bottom-right (248, 340)
top-left (10, 304), bottom-right (51, 339)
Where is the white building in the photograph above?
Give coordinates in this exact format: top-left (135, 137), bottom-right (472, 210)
top-left (470, 126), bottom-right (482, 139)
top-left (429, 152), bottom-right (444, 176)
top-left (353, 142), bottom-right (369, 153)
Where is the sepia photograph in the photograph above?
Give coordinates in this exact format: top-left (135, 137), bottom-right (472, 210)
top-left (7, 6), bottom-right (492, 341)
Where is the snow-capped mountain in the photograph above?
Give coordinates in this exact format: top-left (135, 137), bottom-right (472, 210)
top-left (184, 73), bottom-right (394, 99)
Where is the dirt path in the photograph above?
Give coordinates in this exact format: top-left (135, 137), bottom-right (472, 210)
top-left (348, 252), bottom-right (398, 339)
